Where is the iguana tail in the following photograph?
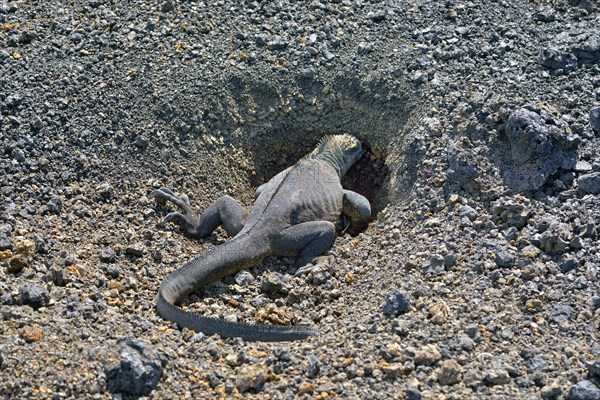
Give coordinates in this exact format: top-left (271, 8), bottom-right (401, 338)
top-left (157, 235), bottom-right (317, 341)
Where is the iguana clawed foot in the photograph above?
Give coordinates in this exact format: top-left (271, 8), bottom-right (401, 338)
top-left (294, 255), bottom-right (332, 277)
top-left (149, 188), bottom-right (201, 237)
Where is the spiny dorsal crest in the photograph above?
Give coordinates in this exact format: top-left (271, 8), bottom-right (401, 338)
top-left (307, 134), bottom-right (360, 159)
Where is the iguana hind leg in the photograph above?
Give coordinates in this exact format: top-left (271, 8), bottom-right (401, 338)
top-left (150, 188), bottom-right (248, 238)
top-left (272, 221), bottom-right (336, 275)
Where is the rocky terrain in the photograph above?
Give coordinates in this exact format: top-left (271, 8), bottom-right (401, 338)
top-left (1, 0), bottom-right (599, 399)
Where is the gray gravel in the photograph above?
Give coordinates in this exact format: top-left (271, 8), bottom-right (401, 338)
top-left (1, 0), bottom-right (599, 399)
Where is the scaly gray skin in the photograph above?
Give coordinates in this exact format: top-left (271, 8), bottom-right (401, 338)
top-left (149, 134), bottom-right (371, 341)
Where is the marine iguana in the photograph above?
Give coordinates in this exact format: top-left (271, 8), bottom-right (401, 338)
top-left (150, 134), bottom-right (371, 341)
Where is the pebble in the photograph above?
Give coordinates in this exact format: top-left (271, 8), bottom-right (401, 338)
top-left (125, 246), bottom-right (145, 257)
top-left (414, 344), bottom-right (441, 366)
top-left (6, 255), bottom-right (28, 273)
top-left (15, 239), bottom-right (35, 256)
top-left (379, 362), bottom-right (402, 379)
top-left (575, 160), bottom-right (593, 173)
top-left (99, 248), bottom-right (116, 263)
top-left (301, 68), bottom-right (315, 79)
top-left (495, 250), bottom-right (515, 268)
top-left (591, 107), bottom-right (600, 134)
top-left (422, 255), bottom-right (445, 275)
top-left (260, 272), bottom-right (287, 293)
top-left (235, 364), bottom-right (267, 392)
top-left (436, 359), bottom-right (463, 385)
top-left (578, 172), bottom-right (600, 194)
top-left (549, 304), bottom-right (574, 324)
top-left (499, 104), bottom-right (580, 191)
top-left (234, 270), bottom-right (254, 286)
top-left (298, 382), bottom-right (315, 394)
top-left (134, 135), bottom-right (149, 149)
top-left (587, 360), bottom-right (600, 378)
top-left (382, 290), bottom-right (410, 317)
top-left (459, 205), bottom-right (478, 221)
top-left (567, 380), bottom-right (600, 400)
top-left (19, 284), bottom-right (50, 309)
top-left (18, 326), bottom-right (45, 343)
top-left (485, 368), bottom-right (511, 385)
top-left (95, 337), bottom-right (165, 397)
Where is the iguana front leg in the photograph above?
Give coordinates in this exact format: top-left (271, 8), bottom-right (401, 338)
top-left (342, 190), bottom-right (371, 236)
top-left (150, 188), bottom-right (248, 239)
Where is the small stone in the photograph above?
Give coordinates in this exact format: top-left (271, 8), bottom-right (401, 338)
top-left (404, 386), bottom-right (422, 400)
top-left (549, 304), bottom-right (574, 324)
top-left (414, 344), bottom-right (441, 366)
top-left (255, 34), bottom-right (268, 46)
top-left (45, 197), bottom-right (62, 214)
top-left (30, 116), bottom-right (43, 131)
top-left (541, 383), bottom-right (562, 400)
top-left (234, 270), bottom-right (254, 286)
top-left (586, 360), bottom-right (600, 378)
top-left (448, 194), bottom-right (460, 204)
top-left (443, 253), bottom-right (457, 267)
top-left (106, 266), bottom-right (120, 279)
top-left (100, 248), bottom-right (116, 263)
top-left (459, 205), bottom-right (478, 221)
top-left (15, 239), bottom-right (35, 256)
top-left (6, 255), bottom-right (28, 273)
top-left (575, 160), bottom-right (593, 172)
top-left (422, 255), bottom-right (445, 275)
top-left (261, 272), bottom-right (286, 293)
top-left (504, 226), bottom-right (519, 241)
top-left (457, 334), bottom-right (475, 351)
top-left (590, 107), bottom-right (600, 134)
top-left (540, 231), bottom-right (569, 254)
top-left (125, 246), bottom-right (144, 257)
top-left (224, 353), bottom-right (240, 367)
top-left (322, 50), bottom-right (335, 60)
top-left (96, 337), bottom-right (165, 397)
top-left (18, 326), bottom-right (45, 343)
top-left (298, 382), bottom-right (315, 394)
top-left (525, 299), bottom-right (543, 312)
top-left (306, 355), bottom-right (320, 378)
top-left (495, 250), bottom-right (515, 268)
top-left (235, 364), bottom-right (267, 392)
top-left (560, 257), bottom-right (578, 272)
top-left (205, 342), bottom-right (221, 358)
top-left (368, 10), bottom-right (386, 22)
top-left (382, 290), bottom-right (410, 317)
top-left (19, 284), bottom-right (50, 309)
top-left (567, 380), bottom-right (600, 400)
top-left (379, 362), bottom-right (402, 379)
top-left (521, 245), bottom-right (541, 259)
top-left (161, 1), bottom-right (174, 12)
top-left (267, 37), bottom-right (287, 50)
top-left (134, 135), bottom-right (149, 149)
top-left (485, 369), bottom-right (511, 385)
top-left (300, 68), bottom-right (315, 78)
top-left (96, 183), bottom-right (114, 200)
top-left (436, 359), bottom-right (463, 385)
top-left (578, 172), bottom-right (600, 195)
top-left (533, 9), bottom-right (556, 22)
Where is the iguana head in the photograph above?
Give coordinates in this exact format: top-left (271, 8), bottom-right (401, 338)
top-left (309, 134), bottom-right (363, 176)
